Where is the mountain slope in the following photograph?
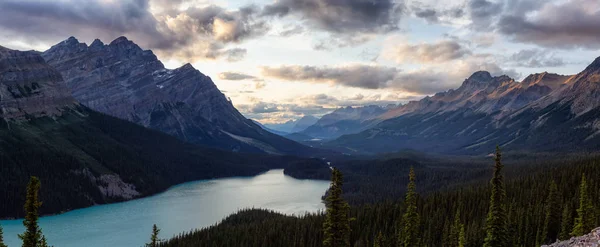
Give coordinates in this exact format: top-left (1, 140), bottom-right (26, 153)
top-left (264, 115), bottom-right (319, 133)
top-left (0, 46), bottom-right (316, 218)
top-left (330, 58), bottom-right (600, 155)
top-left (300, 106), bottom-right (389, 140)
top-left (41, 37), bottom-right (317, 156)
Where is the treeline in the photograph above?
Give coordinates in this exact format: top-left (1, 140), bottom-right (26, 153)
top-left (160, 150), bottom-right (600, 247)
top-left (0, 108), bottom-right (319, 218)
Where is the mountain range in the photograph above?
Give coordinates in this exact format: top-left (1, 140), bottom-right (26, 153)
top-left (326, 57), bottom-right (600, 154)
top-left (40, 37), bottom-right (316, 156)
top-left (264, 115), bottom-right (319, 134)
top-left (0, 45), bottom-right (319, 218)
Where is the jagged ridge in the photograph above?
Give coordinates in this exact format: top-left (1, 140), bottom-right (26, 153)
top-left (42, 36), bottom-right (318, 156)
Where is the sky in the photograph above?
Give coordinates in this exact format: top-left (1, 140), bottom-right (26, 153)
top-left (0, 0), bottom-right (599, 124)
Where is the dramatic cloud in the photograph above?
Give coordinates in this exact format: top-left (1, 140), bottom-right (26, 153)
top-left (260, 65), bottom-right (399, 90)
top-left (261, 54), bottom-right (519, 94)
top-left (223, 48), bottom-right (247, 62)
top-left (410, 4), bottom-right (464, 24)
top-left (0, 0), bottom-right (161, 43)
top-left (508, 49), bottom-right (565, 68)
top-left (0, 0), bottom-right (266, 62)
top-left (497, 0), bottom-right (600, 49)
top-left (468, 0), bottom-right (503, 30)
top-left (386, 39), bottom-right (472, 64)
top-left (218, 72), bottom-right (256, 80)
top-left (262, 0), bottom-right (404, 34)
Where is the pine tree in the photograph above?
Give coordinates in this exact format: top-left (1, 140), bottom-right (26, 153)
top-left (448, 210), bottom-right (462, 247)
top-left (399, 167), bottom-right (420, 247)
top-left (146, 224), bottom-right (162, 247)
top-left (323, 168), bottom-right (351, 247)
top-left (571, 174), bottom-right (595, 237)
top-left (559, 204), bottom-right (572, 241)
top-left (373, 231), bottom-right (385, 247)
top-left (40, 236), bottom-right (49, 247)
top-left (542, 181), bottom-right (561, 243)
top-left (483, 146), bottom-right (508, 247)
top-left (458, 225), bottom-right (466, 247)
top-left (0, 224), bottom-right (8, 247)
top-left (19, 176), bottom-right (47, 247)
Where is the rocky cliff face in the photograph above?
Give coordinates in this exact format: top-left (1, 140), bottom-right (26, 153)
top-left (42, 37), bottom-right (315, 155)
top-left (0, 46), bottom-right (76, 119)
top-left (543, 227), bottom-right (600, 247)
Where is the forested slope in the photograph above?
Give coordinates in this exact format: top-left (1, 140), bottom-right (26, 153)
top-left (0, 107), bottom-right (317, 218)
top-left (161, 155), bottom-right (600, 247)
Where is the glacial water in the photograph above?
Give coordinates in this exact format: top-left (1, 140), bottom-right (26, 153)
top-left (0, 169), bottom-right (329, 247)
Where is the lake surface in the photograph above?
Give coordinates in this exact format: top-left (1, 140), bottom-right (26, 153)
top-left (1, 169), bottom-right (329, 247)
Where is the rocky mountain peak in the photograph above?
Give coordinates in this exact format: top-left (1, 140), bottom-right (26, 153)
top-left (0, 47), bottom-right (76, 119)
top-left (583, 56), bottom-right (600, 73)
top-left (521, 72), bottom-right (569, 90)
top-left (89, 39), bottom-right (104, 50)
top-left (467, 71), bottom-right (493, 82)
top-left (42, 36), bottom-right (315, 156)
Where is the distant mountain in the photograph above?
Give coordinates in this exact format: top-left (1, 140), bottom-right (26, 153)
top-left (330, 57), bottom-right (600, 155)
top-left (41, 37), bottom-right (317, 156)
top-left (0, 46), bottom-right (318, 218)
top-left (300, 105), bottom-right (389, 140)
top-left (264, 115), bottom-right (319, 133)
top-left (252, 119), bottom-right (290, 136)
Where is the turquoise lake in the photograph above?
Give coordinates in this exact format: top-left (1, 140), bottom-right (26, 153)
top-left (0, 169), bottom-right (330, 247)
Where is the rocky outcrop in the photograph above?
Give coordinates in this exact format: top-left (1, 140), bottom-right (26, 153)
top-left (543, 227), bottom-right (600, 247)
top-left (42, 37), bottom-right (316, 156)
top-left (0, 45), bottom-right (76, 119)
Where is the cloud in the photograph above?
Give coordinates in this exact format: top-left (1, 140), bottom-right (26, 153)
top-left (313, 34), bottom-right (375, 50)
top-left (0, 0), bottom-right (266, 62)
top-left (385, 39), bottom-right (472, 64)
top-left (507, 49), bottom-right (565, 68)
top-left (468, 0), bottom-right (504, 30)
top-left (410, 4), bottom-right (465, 24)
top-left (218, 72), bottom-right (256, 80)
top-left (261, 0), bottom-right (404, 34)
top-left (223, 48), bottom-right (247, 62)
top-left (279, 25), bottom-right (305, 37)
top-left (497, 0), bottom-right (600, 49)
top-left (261, 52), bottom-right (519, 94)
top-left (260, 65), bottom-right (399, 90)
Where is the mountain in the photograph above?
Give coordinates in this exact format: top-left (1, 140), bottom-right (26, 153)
top-left (330, 57), bottom-right (600, 155)
top-left (0, 46), bottom-right (316, 218)
top-left (264, 115), bottom-right (319, 133)
top-left (40, 37), bottom-right (317, 156)
top-left (252, 119), bottom-right (290, 136)
top-left (0, 46), bottom-right (76, 118)
top-left (300, 105), bottom-right (389, 140)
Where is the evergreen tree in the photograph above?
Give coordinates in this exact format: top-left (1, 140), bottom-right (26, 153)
top-left (571, 174), bottom-right (596, 237)
top-left (448, 210), bottom-right (462, 247)
top-left (323, 168), bottom-right (351, 247)
top-left (0, 224), bottom-right (7, 247)
top-left (40, 236), bottom-right (49, 247)
top-left (146, 224), bottom-right (162, 247)
top-left (458, 225), bottom-right (466, 247)
top-left (373, 231), bottom-right (385, 247)
top-left (559, 204), bottom-right (572, 241)
top-left (483, 146), bottom-right (508, 247)
top-left (18, 176), bottom-right (47, 247)
top-left (399, 167), bottom-right (420, 247)
top-left (542, 181), bottom-right (561, 243)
